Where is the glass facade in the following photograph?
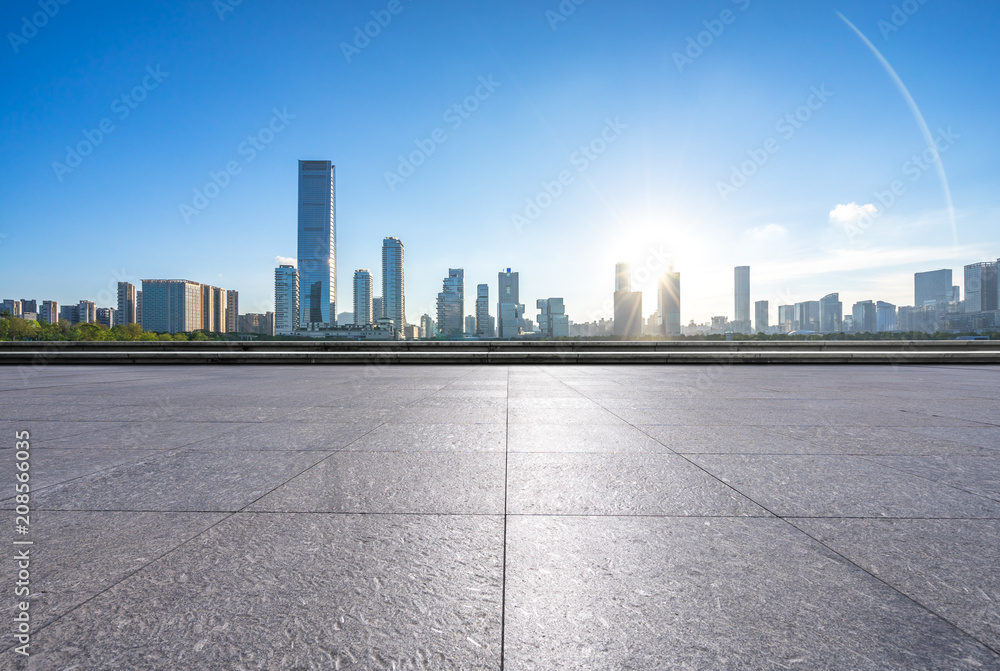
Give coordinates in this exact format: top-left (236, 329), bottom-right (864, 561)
top-left (353, 269), bottom-right (374, 326)
top-left (382, 237), bottom-right (405, 327)
top-left (274, 265), bottom-right (299, 334)
top-left (297, 160), bottom-right (336, 326)
top-left (436, 268), bottom-right (464, 336)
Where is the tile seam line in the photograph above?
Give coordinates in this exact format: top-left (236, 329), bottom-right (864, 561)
top-left (537, 365), bottom-right (1000, 658)
top-left (499, 363), bottom-right (510, 671)
top-left (12, 365), bottom-right (489, 647)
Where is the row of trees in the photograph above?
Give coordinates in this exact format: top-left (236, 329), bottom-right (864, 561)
top-left (0, 315), bottom-right (222, 341)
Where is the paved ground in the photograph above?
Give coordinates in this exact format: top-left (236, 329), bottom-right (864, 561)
top-left (1, 364), bottom-right (998, 670)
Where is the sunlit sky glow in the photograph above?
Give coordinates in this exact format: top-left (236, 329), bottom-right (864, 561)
top-left (3, 0), bottom-right (998, 325)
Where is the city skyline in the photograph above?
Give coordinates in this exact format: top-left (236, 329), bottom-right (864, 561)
top-left (2, 2), bottom-right (999, 323)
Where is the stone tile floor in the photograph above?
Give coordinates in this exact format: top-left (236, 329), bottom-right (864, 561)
top-left (1, 364), bottom-right (998, 669)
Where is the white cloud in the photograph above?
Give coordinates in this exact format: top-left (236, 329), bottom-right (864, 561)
top-left (275, 256), bottom-right (296, 267)
top-left (829, 202), bottom-right (878, 224)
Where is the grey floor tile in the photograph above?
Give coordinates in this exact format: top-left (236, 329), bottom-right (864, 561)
top-left (249, 451), bottom-right (505, 514)
top-left (688, 454), bottom-right (1000, 518)
top-left (508, 423), bottom-right (666, 453)
top-left (184, 421), bottom-right (379, 451)
top-left (507, 406), bottom-right (626, 425)
top-left (790, 518), bottom-right (1000, 651)
top-left (508, 453), bottom-right (770, 516)
top-left (31, 449), bottom-right (328, 511)
top-left (341, 422), bottom-right (506, 452)
top-left (0, 448), bottom-right (167, 499)
top-left (503, 516), bottom-right (998, 670)
top-left (9, 513), bottom-right (503, 670)
top-left (638, 424), bottom-right (814, 454)
top-left (865, 455), bottom-right (1000, 501)
top-left (777, 425), bottom-right (992, 456)
top-left (40, 421), bottom-right (238, 450)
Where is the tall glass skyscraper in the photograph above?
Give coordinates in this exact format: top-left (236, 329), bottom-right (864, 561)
top-left (497, 268), bottom-right (524, 338)
top-left (734, 265), bottom-right (750, 329)
top-left (274, 265), bottom-right (299, 335)
top-left (436, 268), bottom-right (464, 337)
top-left (353, 269), bottom-right (373, 326)
top-left (475, 283), bottom-right (491, 337)
top-left (382, 237), bottom-right (405, 327)
top-left (658, 270), bottom-right (681, 336)
top-left (297, 160), bottom-right (336, 326)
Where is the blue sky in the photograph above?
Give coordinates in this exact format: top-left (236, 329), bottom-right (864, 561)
top-left (2, 0), bottom-right (998, 325)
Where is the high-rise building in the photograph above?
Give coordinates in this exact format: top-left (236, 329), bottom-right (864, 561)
top-left (353, 269), bottom-right (374, 326)
top-left (274, 265), bottom-right (299, 335)
top-left (755, 300), bottom-right (768, 333)
top-left (20, 300), bottom-right (37, 314)
top-left (793, 301), bottom-right (820, 332)
top-left (465, 314), bottom-right (476, 335)
top-left (78, 300), bottom-right (96, 324)
top-left (39, 300), bottom-right (59, 324)
top-left (475, 284), bottom-right (491, 338)
top-left (1, 299), bottom-right (22, 317)
top-left (420, 314), bottom-right (435, 339)
top-left (852, 300), bottom-right (876, 333)
top-left (136, 291), bottom-right (142, 327)
top-left (59, 305), bottom-right (78, 323)
top-left (116, 282), bottom-right (137, 325)
top-left (734, 266), bottom-right (750, 332)
top-left (141, 280), bottom-right (204, 333)
top-left (226, 290), bottom-right (239, 333)
top-left (372, 296), bottom-right (384, 321)
top-left (382, 237), bottom-right (405, 328)
top-left (657, 271), bottom-right (681, 336)
top-left (200, 285), bottom-right (227, 332)
top-left (537, 298), bottom-right (569, 338)
top-left (497, 269), bottom-right (524, 338)
top-left (914, 269), bottom-right (953, 307)
top-left (613, 262), bottom-right (643, 337)
top-left (819, 293), bottom-right (843, 333)
top-left (876, 301), bottom-right (897, 332)
top-left (297, 160), bottom-right (336, 326)
top-left (436, 268), bottom-right (464, 337)
top-left (778, 305), bottom-right (794, 333)
top-left (238, 313), bottom-right (275, 335)
top-left (96, 307), bottom-right (115, 329)
top-left (964, 261), bottom-right (998, 313)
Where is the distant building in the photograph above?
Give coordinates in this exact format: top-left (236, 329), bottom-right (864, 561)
top-left (117, 282), bottom-right (137, 325)
top-left (497, 269), bottom-right (524, 338)
top-left (382, 237), bottom-right (405, 328)
top-left (141, 280), bottom-right (203, 333)
top-left (59, 305), bottom-right (78, 323)
top-left (852, 300), bottom-right (876, 333)
top-left (537, 298), bottom-right (569, 338)
top-left (657, 271), bottom-right (681, 336)
top-left (613, 262), bottom-right (643, 337)
top-left (226, 290), bottom-right (239, 333)
top-left (876, 301), bottom-right (897, 332)
top-left (275, 265), bottom-right (299, 335)
top-left (1, 299), bottom-right (22, 317)
top-left (733, 265), bottom-right (751, 333)
top-left (353, 269), bottom-right (374, 326)
top-left (20, 300), bottom-right (37, 314)
top-left (39, 300), bottom-right (59, 324)
top-left (136, 291), bottom-right (142, 326)
top-left (755, 300), bottom-right (769, 333)
top-left (898, 304), bottom-right (937, 333)
top-left (238, 313), bottom-right (275, 336)
top-left (336, 311), bottom-right (354, 326)
top-left (465, 314), bottom-right (476, 335)
top-left (372, 296), bottom-right (384, 321)
top-left (298, 160), bottom-right (337, 326)
top-left (96, 307), bottom-right (115, 328)
top-left (201, 285), bottom-right (227, 332)
top-left (420, 314), bottom-right (435, 339)
top-left (915, 269), bottom-right (953, 307)
top-left (793, 301), bottom-right (819, 332)
top-left (778, 305), bottom-right (794, 333)
top-left (436, 268), bottom-right (464, 337)
top-left (78, 300), bottom-right (96, 324)
top-left (964, 261), bottom-right (998, 313)
top-left (819, 293), bottom-right (843, 333)
top-left (403, 324), bottom-right (420, 340)
top-left (475, 284), bottom-right (491, 338)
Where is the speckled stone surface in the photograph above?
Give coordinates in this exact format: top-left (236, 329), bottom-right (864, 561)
top-left (1, 364), bottom-right (998, 668)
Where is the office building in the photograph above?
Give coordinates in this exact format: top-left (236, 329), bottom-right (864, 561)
top-left (819, 293), bottom-right (843, 333)
top-left (274, 265), bottom-right (299, 335)
top-left (39, 300), bottom-right (59, 324)
top-left (372, 296), bottom-right (384, 321)
top-left (20, 300), bottom-right (37, 314)
top-left (116, 282), bottom-right (137, 325)
top-left (226, 290), bottom-right (239, 333)
top-left (353, 269), bottom-right (374, 326)
top-left (382, 237), bottom-right (405, 328)
top-left (914, 269), bottom-right (953, 307)
top-left (734, 265), bottom-right (751, 332)
top-left (497, 268), bottom-right (524, 338)
top-left (436, 268), bottom-right (464, 337)
top-left (613, 262), bottom-right (643, 337)
top-left (876, 301), bottom-right (897, 332)
top-left (898, 305), bottom-right (937, 333)
top-left (78, 300), bottom-right (96, 324)
top-left (778, 305), bottom-right (794, 333)
top-left (1, 299), bottom-right (22, 317)
top-left (465, 314), bottom-right (476, 335)
top-left (96, 307), bottom-right (115, 328)
top-left (420, 314), bottom-right (435, 339)
top-left (793, 301), bottom-right (820, 332)
top-left (297, 160), bottom-right (336, 326)
top-left (537, 298), bottom-right (569, 338)
top-left (852, 300), bottom-right (877, 333)
top-left (755, 300), bottom-right (768, 333)
top-left (657, 271), bottom-right (681, 336)
top-left (59, 305), bottom-right (78, 323)
top-left (964, 261), bottom-right (998, 313)
top-left (136, 291), bottom-right (142, 326)
top-left (141, 280), bottom-right (204, 333)
top-left (475, 284), bottom-right (491, 338)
